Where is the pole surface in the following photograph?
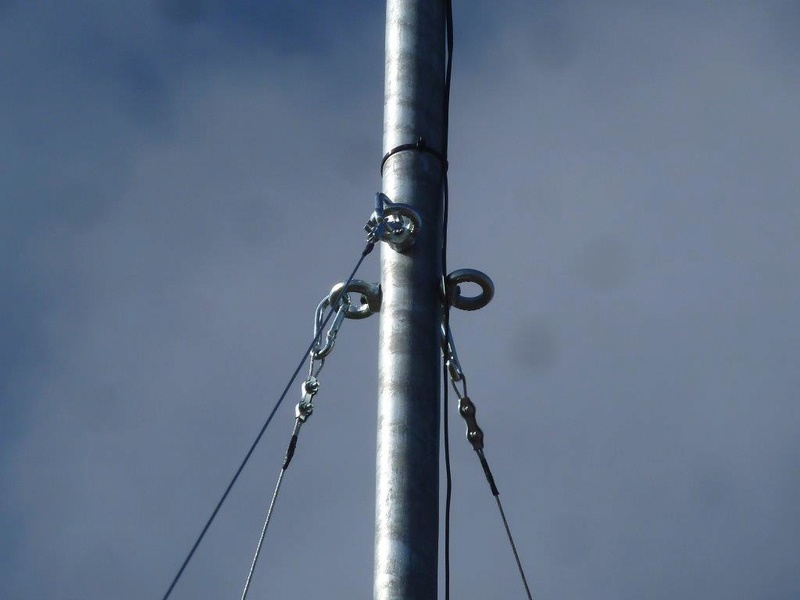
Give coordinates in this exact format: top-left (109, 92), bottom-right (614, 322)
top-left (374, 1), bottom-right (445, 599)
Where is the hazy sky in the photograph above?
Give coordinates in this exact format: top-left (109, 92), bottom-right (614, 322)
top-left (2, 1), bottom-right (800, 598)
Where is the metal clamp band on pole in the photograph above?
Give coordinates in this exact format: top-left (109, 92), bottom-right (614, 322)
top-left (381, 136), bottom-right (449, 175)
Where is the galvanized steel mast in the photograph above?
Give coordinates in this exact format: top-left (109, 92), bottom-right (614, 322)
top-left (374, 0), bottom-right (446, 599)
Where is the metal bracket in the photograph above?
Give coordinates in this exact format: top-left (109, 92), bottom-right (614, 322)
top-left (445, 269), bottom-right (494, 311)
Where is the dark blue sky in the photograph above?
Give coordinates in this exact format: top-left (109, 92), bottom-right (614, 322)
top-left (2, 1), bottom-right (799, 598)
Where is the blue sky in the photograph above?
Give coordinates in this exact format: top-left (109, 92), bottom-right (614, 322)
top-left (2, 1), bottom-right (800, 598)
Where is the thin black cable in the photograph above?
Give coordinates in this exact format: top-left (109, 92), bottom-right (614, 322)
top-left (442, 0), bottom-right (453, 160)
top-left (441, 0), bottom-right (454, 598)
top-left (441, 177), bottom-right (453, 599)
top-left (160, 242), bottom-right (374, 600)
top-left (442, 361), bottom-right (452, 600)
top-left (438, 4), bottom-right (532, 596)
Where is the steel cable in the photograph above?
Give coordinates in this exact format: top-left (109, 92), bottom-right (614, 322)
top-left (239, 416), bottom-right (302, 600)
top-left (495, 495), bottom-right (534, 600)
top-left (476, 448), bottom-right (534, 600)
top-left (159, 242), bottom-right (374, 600)
top-left (240, 468), bottom-right (287, 600)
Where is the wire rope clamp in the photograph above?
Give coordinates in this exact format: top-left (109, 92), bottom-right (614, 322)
top-left (458, 396), bottom-right (485, 451)
top-left (445, 269), bottom-right (494, 311)
top-left (328, 280), bottom-right (381, 319)
top-left (365, 192), bottom-right (422, 253)
top-left (296, 399), bottom-right (314, 423)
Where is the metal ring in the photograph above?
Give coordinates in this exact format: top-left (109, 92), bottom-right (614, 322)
top-left (445, 269), bottom-right (494, 311)
top-left (384, 203), bottom-right (421, 234)
top-left (383, 203), bottom-right (421, 252)
top-left (329, 280), bottom-right (382, 319)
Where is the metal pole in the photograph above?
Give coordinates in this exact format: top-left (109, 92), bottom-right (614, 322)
top-left (374, 1), bottom-right (445, 599)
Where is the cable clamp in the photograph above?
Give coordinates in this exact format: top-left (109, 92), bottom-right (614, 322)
top-left (458, 396), bottom-right (485, 451)
top-left (441, 322), bottom-right (488, 451)
top-left (380, 136), bottom-right (448, 174)
top-left (295, 372), bottom-right (319, 423)
top-left (365, 192), bottom-right (422, 253)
